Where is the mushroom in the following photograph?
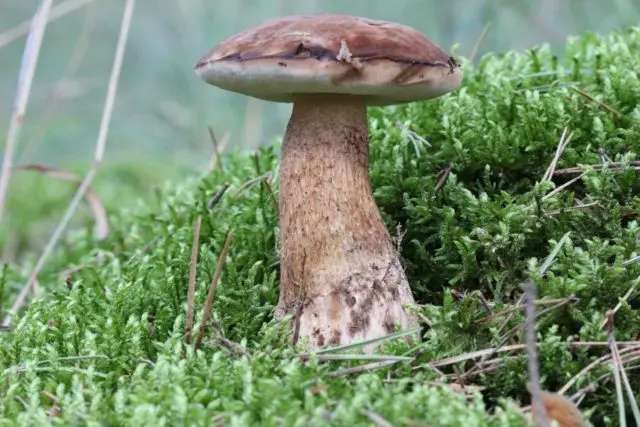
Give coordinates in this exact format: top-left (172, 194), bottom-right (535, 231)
top-left (195, 14), bottom-right (462, 350)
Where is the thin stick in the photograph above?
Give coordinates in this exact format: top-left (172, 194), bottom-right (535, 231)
top-left (195, 229), bottom-right (234, 350)
top-left (18, 3), bottom-right (96, 164)
top-left (524, 279), bottom-right (550, 427)
top-left (0, 0), bottom-right (54, 223)
top-left (185, 216), bottom-right (202, 344)
top-left (606, 311), bottom-right (627, 426)
top-left (469, 22), bottom-right (492, 63)
top-left (559, 345), bottom-right (640, 395)
top-left (0, 0), bottom-right (98, 49)
top-left (542, 128), bottom-right (572, 182)
top-left (554, 161), bottom-right (640, 175)
top-left (599, 275), bottom-right (640, 330)
top-left (206, 127), bottom-right (225, 172)
top-left (1, 0), bottom-right (136, 328)
top-left (571, 86), bottom-right (622, 118)
top-left (607, 311), bottom-right (640, 425)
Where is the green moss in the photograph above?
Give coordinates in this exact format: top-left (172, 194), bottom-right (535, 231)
top-left (2, 26), bottom-right (640, 426)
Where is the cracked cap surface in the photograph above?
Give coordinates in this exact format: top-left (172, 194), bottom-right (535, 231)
top-left (194, 14), bottom-right (463, 105)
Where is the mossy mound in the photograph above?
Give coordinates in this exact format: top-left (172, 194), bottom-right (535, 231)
top-left (2, 26), bottom-right (640, 426)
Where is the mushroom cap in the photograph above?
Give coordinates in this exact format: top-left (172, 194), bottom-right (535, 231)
top-left (194, 14), bottom-right (462, 105)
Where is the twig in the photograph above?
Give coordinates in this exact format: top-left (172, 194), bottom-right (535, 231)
top-left (599, 275), bottom-right (640, 330)
top-left (235, 172), bottom-right (273, 197)
top-left (206, 183), bottom-right (230, 210)
top-left (524, 279), bottom-right (550, 427)
top-left (1, 0), bottom-right (135, 328)
top-left (185, 216), bottom-right (202, 344)
top-left (0, 0), bottom-right (54, 223)
top-left (435, 164), bottom-right (452, 192)
top-left (195, 229), bottom-right (234, 350)
top-left (262, 177), bottom-right (279, 214)
top-left (571, 86), bottom-right (622, 118)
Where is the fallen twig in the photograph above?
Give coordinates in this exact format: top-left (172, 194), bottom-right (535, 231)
top-left (571, 86), bottom-right (622, 118)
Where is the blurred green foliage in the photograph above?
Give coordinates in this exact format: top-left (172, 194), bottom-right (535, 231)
top-left (1, 22), bottom-right (639, 425)
top-left (1, 0), bottom-right (638, 160)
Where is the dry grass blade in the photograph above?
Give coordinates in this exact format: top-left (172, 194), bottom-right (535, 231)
top-left (234, 172), bottom-right (273, 197)
top-left (607, 311), bottom-right (640, 425)
top-left (0, 0), bottom-right (54, 223)
top-left (327, 360), bottom-right (400, 377)
top-left (206, 183), bottom-right (230, 210)
top-left (559, 344), bottom-right (640, 395)
top-left (469, 22), bottom-right (492, 63)
top-left (542, 173), bottom-right (586, 201)
top-left (524, 279), bottom-right (550, 427)
top-left (606, 312), bottom-right (627, 426)
top-left (554, 161), bottom-right (640, 176)
top-left (0, 0), bottom-right (98, 49)
top-left (359, 409), bottom-right (394, 427)
top-left (542, 127), bottom-right (572, 182)
top-left (313, 327), bottom-right (422, 355)
top-left (185, 216), bottom-right (202, 344)
top-left (1, 0), bottom-right (135, 328)
top-left (13, 163), bottom-right (109, 239)
top-left (195, 229), bottom-right (234, 350)
top-left (206, 127), bottom-right (228, 172)
top-left (462, 234), bottom-right (571, 377)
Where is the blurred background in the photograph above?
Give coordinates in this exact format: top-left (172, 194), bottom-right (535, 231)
top-left (0, 0), bottom-right (638, 260)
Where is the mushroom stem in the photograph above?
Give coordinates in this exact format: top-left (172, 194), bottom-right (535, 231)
top-left (275, 95), bottom-right (418, 350)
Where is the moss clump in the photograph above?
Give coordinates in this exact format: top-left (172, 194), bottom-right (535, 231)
top-left (2, 26), bottom-right (640, 426)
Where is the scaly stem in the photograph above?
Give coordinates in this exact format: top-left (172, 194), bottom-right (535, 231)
top-left (275, 96), bottom-right (417, 349)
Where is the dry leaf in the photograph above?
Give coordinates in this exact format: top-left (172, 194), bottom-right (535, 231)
top-left (536, 391), bottom-right (592, 427)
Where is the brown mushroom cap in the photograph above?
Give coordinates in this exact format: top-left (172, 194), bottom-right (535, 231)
top-left (195, 14), bottom-right (462, 105)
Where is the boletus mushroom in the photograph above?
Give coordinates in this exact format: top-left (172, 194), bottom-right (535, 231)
top-left (195, 14), bottom-right (462, 350)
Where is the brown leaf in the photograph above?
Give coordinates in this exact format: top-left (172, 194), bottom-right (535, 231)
top-left (537, 391), bottom-right (592, 427)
